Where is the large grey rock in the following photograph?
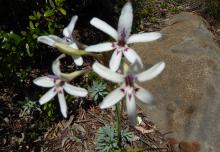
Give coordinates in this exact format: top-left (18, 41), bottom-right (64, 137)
top-left (133, 12), bottom-right (220, 152)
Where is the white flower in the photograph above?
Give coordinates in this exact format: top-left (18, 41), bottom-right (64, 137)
top-left (86, 2), bottom-right (161, 71)
top-left (37, 15), bottom-right (84, 66)
top-left (33, 55), bottom-right (88, 118)
top-left (92, 61), bottom-right (165, 125)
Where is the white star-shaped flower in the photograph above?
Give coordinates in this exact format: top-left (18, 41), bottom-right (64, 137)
top-left (33, 54), bottom-right (88, 118)
top-left (92, 61), bottom-right (165, 125)
top-left (37, 15), bottom-right (84, 66)
top-left (86, 2), bottom-right (161, 71)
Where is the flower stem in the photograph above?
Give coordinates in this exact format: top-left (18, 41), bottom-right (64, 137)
top-left (116, 102), bottom-right (122, 148)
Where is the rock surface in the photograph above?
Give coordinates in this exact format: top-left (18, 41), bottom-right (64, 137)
top-left (133, 12), bottom-right (220, 152)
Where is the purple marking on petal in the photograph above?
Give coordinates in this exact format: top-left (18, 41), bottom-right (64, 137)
top-left (63, 37), bottom-right (73, 43)
top-left (125, 75), bottom-right (135, 87)
top-left (58, 90), bottom-right (63, 94)
top-left (53, 88), bottom-right (57, 92)
top-left (134, 88), bottom-right (139, 92)
top-left (120, 88), bottom-right (125, 93)
top-left (116, 49), bottom-right (120, 55)
top-left (121, 28), bottom-right (126, 39)
top-left (60, 81), bottom-right (65, 86)
top-left (128, 94), bottom-right (132, 101)
top-left (124, 48), bottom-right (129, 52)
top-left (118, 28), bottom-right (127, 46)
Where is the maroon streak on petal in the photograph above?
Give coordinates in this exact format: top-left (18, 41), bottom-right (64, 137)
top-left (116, 49), bottom-right (120, 55)
top-left (120, 88), bottom-right (125, 93)
top-left (128, 93), bottom-right (132, 101)
top-left (134, 87), bottom-right (139, 92)
top-left (53, 88), bottom-right (57, 92)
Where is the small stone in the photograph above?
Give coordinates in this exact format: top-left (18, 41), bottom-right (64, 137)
top-left (3, 117), bottom-right (9, 124)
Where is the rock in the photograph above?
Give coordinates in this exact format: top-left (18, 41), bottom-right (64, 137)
top-left (133, 12), bottom-right (220, 152)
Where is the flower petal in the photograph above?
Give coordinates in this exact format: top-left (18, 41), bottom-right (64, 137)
top-left (37, 36), bottom-right (55, 46)
top-left (100, 87), bottom-right (125, 109)
top-left (92, 62), bottom-right (124, 83)
top-left (123, 48), bottom-right (143, 68)
top-left (33, 76), bottom-right (55, 87)
top-left (63, 83), bottom-right (88, 97)
top-left (125, 92), bottom-right (136, 126)
top-left (39, 87), bottom-right (57, 105)
top-left (48, 35), bottom-right (67, 44)
top-left (136, 62), bottom-right (165, 82)
top-left (117, 1), bottom-right (133, 41)
top-left (58, 92), bottom-right (67, 118)
top-left (90, 17), bottom-right (118, 40)
top-left (72, 56), bottom-right (83, 66)
top-left (109, 49), bottom-right (122, 72)
top-left (63, 15), bottom-right (78, 38)
top-left (127, 32), bottom-right (162, 44)
top-left (69, 43), bottom-right (78, 49)
top-left (52, 54), bottom-right (66, 77)
top-left (85, 42), bottom-right (114, 52)
top-left (135, 84), bottom-right (153, 104)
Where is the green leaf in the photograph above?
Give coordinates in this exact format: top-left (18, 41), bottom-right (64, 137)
top-left (35, 22), bottom-right (39, 27)
top-left (58, 8), bottom-right (66, 15)
top-left (36, 11), bottom-right (41, 19)
top-left (29, 16), bottom-right (36, 20)
top-left (21, 31), bottom-right (27, 36)
top-left (49, 0), bottom-right (55, 8)
top-left (44, 9), bottom-right (55, 17)
top-left (26, 43), bottom-right (32, 57)
top-left (29, 21), bottom-right (35, 29)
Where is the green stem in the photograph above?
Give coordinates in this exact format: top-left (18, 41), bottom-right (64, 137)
top-left (116, 102), bottom-right (122, 148)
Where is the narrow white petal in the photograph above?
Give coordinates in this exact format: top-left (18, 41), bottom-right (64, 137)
top-left (72, 56), bottom-right (83, 66)
top-left (37, 36), bottom-right (55, 46)
top-left (39, 87), bottom-right (57, 105)
top-left (85, 42), bottom-right (114, 52)
top-left (135, 84), bottom-right (153, 104)
top-left (69, 43), bottom-right (78, 49)
top-left (92, 62), bottom-right (124, 83)
top-left (33, 76), bottom-right (55, 87)
top-left (52, 54), bottom-right (66, 77)
top-left (58, 92), bottom-right (67, 118)
top-left (100, 87), bottom-right (124, 109)
top-left (127, 32), bottom-right (162, 44)
top-left (48, 35), bottom-right (67, 44)
top-left (63, 83), bottom-right (88, 97)
top-left (63, 15), bottom-right (78, 37)
top-left (123, 48), bottom-right (143, 68)
top-left (109, 49), bottom-right (122, 72)
top-left (90, 17), bottom-right (118, 40)
top-left (136, 62), bottom-right (165, 82)
top-left (117, 1), bottom-right (133, 41)
top-left (125, 92), bottom-right (136, 126)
